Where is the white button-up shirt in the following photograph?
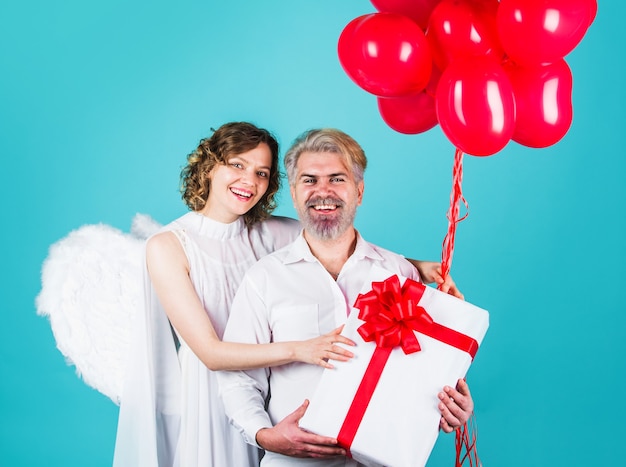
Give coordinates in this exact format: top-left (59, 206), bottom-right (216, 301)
top-left (218, 231), bottom-right (420, 466)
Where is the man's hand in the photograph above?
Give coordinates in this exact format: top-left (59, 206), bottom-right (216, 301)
top-left (438, 378), bottom-right (474, 433)
top-left (256, 400), bottom-right (346, 458)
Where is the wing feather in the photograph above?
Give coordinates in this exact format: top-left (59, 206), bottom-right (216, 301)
top-left (36, 214), bottom-right (162, 404)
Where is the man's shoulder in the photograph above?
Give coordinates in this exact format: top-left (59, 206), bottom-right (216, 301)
top-left (359, 238), bottom-right (418, 278)
top-left (361, 237), bottom-right (407, 262)
top-left (367, 240), bottom-right (402, 257)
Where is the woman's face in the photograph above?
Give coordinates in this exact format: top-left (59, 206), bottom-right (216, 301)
top-left (201, 143), bottom-right (272, 223)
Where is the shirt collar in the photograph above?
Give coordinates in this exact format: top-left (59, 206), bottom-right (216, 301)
top-left (282, 229), bottom-right (385, 265)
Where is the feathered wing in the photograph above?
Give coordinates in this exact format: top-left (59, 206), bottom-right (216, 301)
top-left (36, 214), bottom-right (162, 404)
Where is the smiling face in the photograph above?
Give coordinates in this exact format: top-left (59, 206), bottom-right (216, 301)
top-left (201, 142), bottom-right (272, 223)
top-left (291, 150), bottom-right (364, 240)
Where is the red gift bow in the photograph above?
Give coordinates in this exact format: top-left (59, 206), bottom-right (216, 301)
top-left (356, 274), bottom-right (479, 358)
top-left (336, 274), bottom-right (479, 458)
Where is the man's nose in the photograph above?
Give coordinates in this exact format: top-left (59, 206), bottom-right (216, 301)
top-left (316, 179), bottom-right (333, 194)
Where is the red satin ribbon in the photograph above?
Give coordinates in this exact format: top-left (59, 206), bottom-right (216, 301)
top-left (355, 275), bottom-right (478, 358)
top-left (336, 275), bottom-right (479, 455)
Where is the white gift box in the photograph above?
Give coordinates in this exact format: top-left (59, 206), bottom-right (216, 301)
top-left (299, 268), bottom-right (489, 467)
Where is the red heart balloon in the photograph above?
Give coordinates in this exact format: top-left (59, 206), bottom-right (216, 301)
top-left (426, 0), bottom-right (504, 72)
top-left (504, 59), bottom-right (573, 148)
top-left (338, 13), bottom-right (432, 97)
top-left (497, 0), bottom-right (594, 65)
top-left (436, 57), bottom-right (516, 156)
top-left (370, 0), bottom-right (442, 30)
top-left (377, 92), bottom-right (438, 134)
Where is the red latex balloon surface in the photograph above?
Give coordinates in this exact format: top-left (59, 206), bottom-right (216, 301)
top-left (497, 0), bottom-right (594, 65)
top-left (587, 0), bottom-right (598, 25)
top-left (504, 59), bottom-right (573, 148)
top-left (436, 57), bottom-right (516, 156)
top-left (370, 0), bottom-right (442, 30)
top-left (338, 13), bottom-right (432, 97)
top-left (377, 92), bottom-right (438, 134)
top-left (427, 0), bottom-right (504, 72)
top-left (338, 0), bottom-right (595, 154)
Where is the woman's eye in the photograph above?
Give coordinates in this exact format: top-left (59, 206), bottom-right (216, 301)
top-left (257, 171), bottom-right (268, 178)
top-left (231, 163), bottom-right (243, 169)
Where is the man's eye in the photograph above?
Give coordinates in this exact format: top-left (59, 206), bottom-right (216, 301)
top-left (303, 178), bottom-right (315, 184)
top-left (330, 177), bottom-right (344, 183)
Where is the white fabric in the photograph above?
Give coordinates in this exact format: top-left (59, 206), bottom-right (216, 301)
top-left (217, 232), bottom-right (419, 467)
top-left (113, 212), bottom-right (300, 467)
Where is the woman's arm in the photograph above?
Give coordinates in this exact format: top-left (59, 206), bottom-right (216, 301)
top-left (407, 259), bottom-right (464, 300)
top-left (146, 232), bottom-right (354, 371)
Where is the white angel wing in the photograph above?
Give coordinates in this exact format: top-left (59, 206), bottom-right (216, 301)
top-left (36, 214), bottom-right (162, 404)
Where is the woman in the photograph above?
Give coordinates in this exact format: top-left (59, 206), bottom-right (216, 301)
top-left (113, 122), bottom-right (459, 467)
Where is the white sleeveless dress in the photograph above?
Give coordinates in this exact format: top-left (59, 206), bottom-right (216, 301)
top-left (113, 212), bottom-right (300, 467)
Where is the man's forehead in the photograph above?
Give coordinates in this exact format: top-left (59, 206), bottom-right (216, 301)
top-left (296, 151), bottom-right (349, 174)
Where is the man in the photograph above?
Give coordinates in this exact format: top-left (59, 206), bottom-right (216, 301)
top-left (218, 129), bottom-right (474, 466)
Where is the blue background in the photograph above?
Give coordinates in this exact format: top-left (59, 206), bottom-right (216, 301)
top-left (1, 1), bottom-right (623, 465)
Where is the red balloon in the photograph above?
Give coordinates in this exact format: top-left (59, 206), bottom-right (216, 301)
top-left (497, 0), bottom-right (593, 66)
top-left (426, 0), bottom-right (504, 72)
top-left (377, 92), bottom-right (438, 134)
top-left (425, 62), bottom-right (442, 97)
top-left (338, 13), bottom-right (432, 97)
top-left (504, 60), bottom-right (573, 148)
top-left (371, 0), bottom-right (442, 30)
top-left (587, 0), bottom-right (598, 26)
top-left (436, 57), bottom-right (516, 156)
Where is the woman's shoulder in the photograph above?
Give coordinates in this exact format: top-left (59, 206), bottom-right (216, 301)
top-left (249, 215), bottom-right (301, 252)
top-left (261, 215), bottom-right (300, 230)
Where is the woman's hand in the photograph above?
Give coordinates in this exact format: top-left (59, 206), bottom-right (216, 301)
top-left (411, 260), bottom-right (464, 300)
top-left (294, 326), bottom-right (355, 368)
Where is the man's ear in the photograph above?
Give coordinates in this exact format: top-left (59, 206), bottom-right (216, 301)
top-left (290, 184), bottom-right (296, 206)
top-left (357, 180), bottom-right (364, 205)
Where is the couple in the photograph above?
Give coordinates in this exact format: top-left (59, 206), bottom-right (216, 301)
top-left (113, 122), bottom-right (473, 466)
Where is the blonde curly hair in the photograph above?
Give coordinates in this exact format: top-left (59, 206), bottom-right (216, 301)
top-left (180, 122), bottom-right (281, 226)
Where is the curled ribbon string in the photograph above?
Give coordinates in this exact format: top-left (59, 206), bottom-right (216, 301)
top-left (439, 148), bottom-right (469, 289)
top-left (456, 411), bottom-right (480, 467)
top-left (439, 148), bottom-right (481, 467)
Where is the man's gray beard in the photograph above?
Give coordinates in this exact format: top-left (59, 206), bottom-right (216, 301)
top-left (298, 206), bottom-right (356, 241)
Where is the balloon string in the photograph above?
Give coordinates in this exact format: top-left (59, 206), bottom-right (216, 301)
top-left (438, 149), bottom-right (479, 466)
top-left (455, 413), bottom-right (481, 467)
top-left (438, 148), bottom-right (468, 287)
